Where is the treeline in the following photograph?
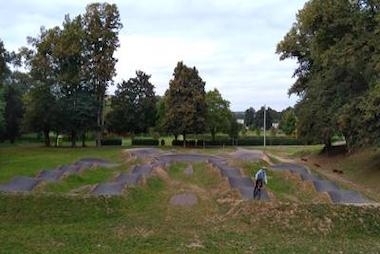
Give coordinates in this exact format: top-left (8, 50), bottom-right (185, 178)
top-left (0, 3), bottom-right (122, 147)
top-left (6, 1), bottom-right (375, 149)
top-left (0, 2), bottom-right (241, 146)
top-left (277, 0), bottom-right (380, 152)
top-left (241, 106), bottom-right (297, 136)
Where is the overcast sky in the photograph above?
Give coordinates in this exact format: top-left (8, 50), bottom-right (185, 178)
top-left (0, 0), bottom-right (306, 111)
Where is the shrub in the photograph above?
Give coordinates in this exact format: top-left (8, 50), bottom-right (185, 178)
top-left (132, 138), bottom-right (159, 146)
top-left (171, 140), bottom-right (197, 147)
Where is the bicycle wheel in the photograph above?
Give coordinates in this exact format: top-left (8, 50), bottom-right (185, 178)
top-left (253, 186), bottom-right (260, 200)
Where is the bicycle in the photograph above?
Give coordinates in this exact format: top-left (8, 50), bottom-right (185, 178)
top-left (253, 179), bottom-right (263, 200)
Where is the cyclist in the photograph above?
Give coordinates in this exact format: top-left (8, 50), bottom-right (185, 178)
top-left (253, 167), bottom-right (268, 199)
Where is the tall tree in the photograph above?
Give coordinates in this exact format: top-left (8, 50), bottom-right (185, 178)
top-left (155, 95), bottom-right (167, 135)
top-left (22, 27), bottom-right (61, 146)
top-left (53, 15), bottom-right (97, 147)
top-left (82, 3), bottom-right (122, 147)
top-left (1, 72), bottom-right (30, 143)
top-left (0, 40), bottom-right (11, 134)
top-left (107, 71), bottom-right (157, 134)
top-left (205, 88), bottom-right (232, 141)
top-left (244, 107), bottom-right (255, 129)
top-left (164, 62), bottom-right (207, 141)
top-left (277, 0), bottom-right (380, 150)
top-left (254, 106), bottom-right (273, 131)
top-left (229, 113), bottom-right (241, 140)
top-left (279, 107), bottom-right (297, 136)
top-left (2, 81), bottom-right (25, 143)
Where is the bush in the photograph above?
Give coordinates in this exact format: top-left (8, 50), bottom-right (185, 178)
top-left (101, 138), bottom-right (122, 146)
top-left (160, 139), bottom-right (165, 146)
top-left (132, 138), bottom-right (159, 146)
top-left (170, 137), bottom-right (304, 147)
top-left (171, 140), bottom-right (197, 147)
top-left (197, 139), bottom-right (234, 146)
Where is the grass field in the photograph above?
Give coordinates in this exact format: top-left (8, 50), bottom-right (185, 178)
top-left (1, 144), bottom-right (380, 253)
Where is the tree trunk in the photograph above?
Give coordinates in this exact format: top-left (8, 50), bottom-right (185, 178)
top-left (82, 132), bottom-right (86, 147)
top-left (96, 96), bottom-right (104, 147)
top-left (71, 130), bottom-right (77, 147)
top-left (183, 132), bottom-right (186, 148)
top-left (43, 128), bottom-right (50, 147)
top-left (211, 128), bottom-right (216, 142)
top-left (55, 132), bottom-right (59, 147)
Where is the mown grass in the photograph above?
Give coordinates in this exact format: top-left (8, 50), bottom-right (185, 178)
top-left (262, 145), bottom-right (324, 158)
top-left (1, 145), bottom-right (380, 253)
top-left (1, 183), bottom-right (380, 253)
top-left (0, 145), bottom-right (123, 182)
top-left (40, 167), bottom-right (120, 194)
top-left (305, 147), bottom-right (380, 201)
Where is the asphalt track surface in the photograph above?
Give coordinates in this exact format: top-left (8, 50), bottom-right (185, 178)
top-left (271, 163), bottom-right (370, 204)
top-left (0, 158), bottom-right (117, 193)
top-left (0, 148), bottom-right (369, 204)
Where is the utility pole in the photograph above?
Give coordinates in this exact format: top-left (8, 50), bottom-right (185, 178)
top-left (263, 104), bottom-right (266, 148)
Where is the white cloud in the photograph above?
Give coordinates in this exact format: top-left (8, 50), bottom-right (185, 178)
top-left (0, 0), bottom-right (306, 111)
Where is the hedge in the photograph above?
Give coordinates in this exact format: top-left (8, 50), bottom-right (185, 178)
top-left (171, 137), bottom-right (304, 147)
top-left (101, 138), bottom-right (122, 146)
top-left (171, 140), bottom-right (197, 147)
top-left (132, 138), bottom-right (159, 146)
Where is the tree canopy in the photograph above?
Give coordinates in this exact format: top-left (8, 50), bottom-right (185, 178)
top-left (277, 0), bottom-right (380, 150)
top-left (107, 71), bottom-right (157, 134)
top-left (164, 61), bottom-right (207, 141)
top-left (205, 88), bottom-right (232, 141)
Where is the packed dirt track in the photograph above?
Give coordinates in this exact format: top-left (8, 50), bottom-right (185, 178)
top-left (0, 147), bottom-right (374, 205)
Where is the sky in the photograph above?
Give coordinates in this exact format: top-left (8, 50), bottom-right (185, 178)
top-left (0, 0), bottom-right (307, 111)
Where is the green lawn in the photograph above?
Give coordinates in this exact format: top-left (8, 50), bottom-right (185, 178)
top-left (1, 145), bottom-right (380, 253)
top-left (0, 145), bottom-right (123, 182)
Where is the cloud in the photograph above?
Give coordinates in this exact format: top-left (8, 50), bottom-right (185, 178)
top-left (0, 0), bottom-right (306, 111)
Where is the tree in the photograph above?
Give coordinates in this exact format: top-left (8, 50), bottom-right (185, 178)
top-left (228, 113), bottom-right (241, 140)
top-left (205, 88), bottom-right (232, 141)
top-left (244, 107), bottom-right (255, 129)
top-left (277, 0), bottom-right (380, 150)
top-left (2, 82), bottom-right (24, 143)
top-left (0, 71), bottom-right (30, 143)
top-left (22, 26), bottom-right (61, 146)
top-left (0, 89), bottom-right (4, 135)
top-left (155, 95), bottom-right (167, 135)
top-left (279, 107), bottom-right (297, 136)
top-left (23, 81), bottom-right (59, 146)
top-left (107, 71), bottom-right (157, 134)
top-left (82, 3), bottom-right (122, 147)
top-left (164, 62), bottom-right (207, 141)
top-left (0, 40), bottom-right (11, 134)
top-left (254, 106), bottom-right (273, 131)
top-left (52, 15), bottom-right (98, 147)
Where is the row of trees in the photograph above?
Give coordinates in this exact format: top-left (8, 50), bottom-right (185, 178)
top-left (0, 1), bottom-right (238, 146)
top-left (277, 0), bottom-right (380, 151)
top-left (243, 106), bottom-right (297, 136)
top-left (106, 62), bottom-right (238, 142)
top-left (0, 3), bottom-right (122, 146)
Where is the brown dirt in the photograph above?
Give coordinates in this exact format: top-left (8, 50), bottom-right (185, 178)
top-left (298, 154), bottom-right (380, 202)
